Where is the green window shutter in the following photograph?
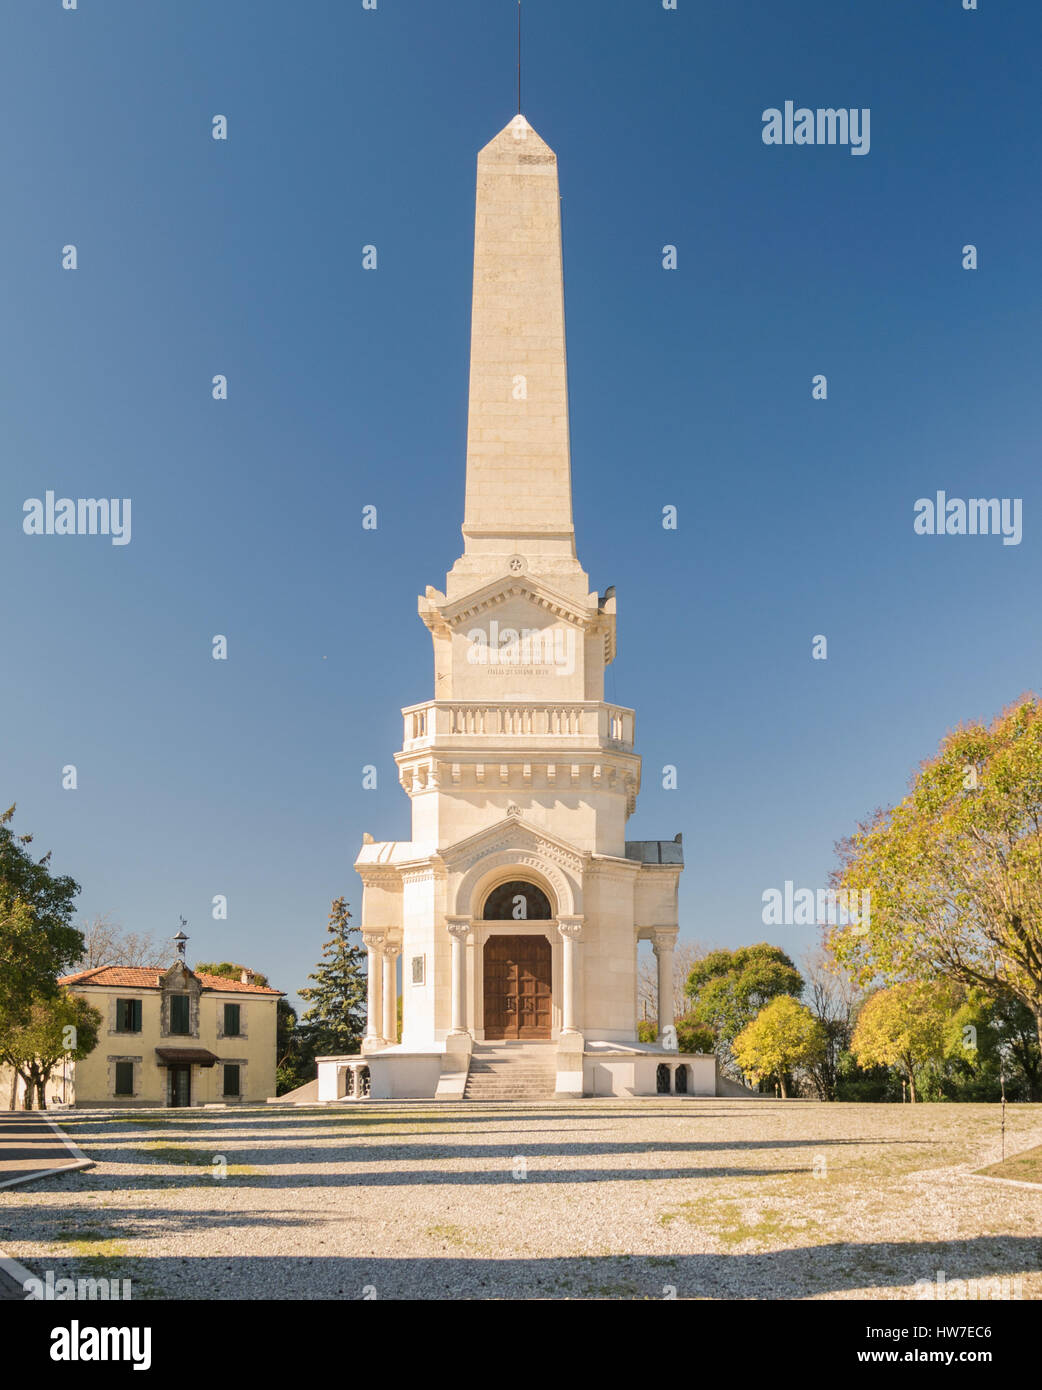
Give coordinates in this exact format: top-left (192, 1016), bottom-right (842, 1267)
top-left (224, 1064), bottom-right (240, 1097)
top-left (130, 999), bottom-right (142, 1032)
top-left (171, 995), bottom-right (190, 1034)
top-left (115, 1062), bottom-right (133, 1096)
top-left (224, 1003), bottom-right (240, 1036)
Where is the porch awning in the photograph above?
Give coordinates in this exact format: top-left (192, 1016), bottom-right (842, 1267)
top-left (155, 1047), bottom-right (218, 1068)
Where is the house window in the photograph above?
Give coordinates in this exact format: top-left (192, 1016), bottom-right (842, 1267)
top-left (223, 1003), bottom-right (241, 1037)
top-left (114, 1062), bottom-right (134, 1097)
top-left (170, 995), bottom-right (191, 1035)
top-left (223, 1064), bottom-right (241, 1098)
top-left (115, 999), bottom-right (142, 1033)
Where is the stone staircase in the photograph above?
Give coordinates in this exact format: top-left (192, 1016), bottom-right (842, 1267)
top-left (463, 1043), bottom-right (558, 1101)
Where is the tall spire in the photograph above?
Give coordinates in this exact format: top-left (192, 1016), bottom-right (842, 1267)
top-left (454, 113), bottom-right (580, 594)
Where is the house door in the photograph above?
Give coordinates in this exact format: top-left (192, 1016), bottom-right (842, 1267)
top-left (169, 1065), bottom-right (191, 1108)
top-left (483, 935), bottom-right (552, 1040)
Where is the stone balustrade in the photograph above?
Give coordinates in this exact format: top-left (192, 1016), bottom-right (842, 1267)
top-left (402, 700), bottom-right (634, 750)
top-left (337, 1061), bottom-right (370, 1100)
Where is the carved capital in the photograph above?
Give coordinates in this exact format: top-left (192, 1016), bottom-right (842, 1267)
top-left (446, 916), bottom-right (471, 943)
top-left (651, 927), bottom-right (678, 956)
top-left (557, 915), bottom-right (584, 942)
top-left (362, 931), bottom-right (387, 950)
top-left (382, 944), bottom-right (401, 960)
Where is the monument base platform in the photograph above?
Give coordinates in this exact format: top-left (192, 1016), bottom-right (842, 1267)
top-left (316, 1042), bottom-right (764, 1100)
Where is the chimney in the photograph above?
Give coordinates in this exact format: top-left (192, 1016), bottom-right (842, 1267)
top-left (240, 968), bottom-right (251, 985)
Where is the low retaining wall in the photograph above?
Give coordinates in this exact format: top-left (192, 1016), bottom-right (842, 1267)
top-left (318, 1047), bottom-right (752, 1100)
top-left (584, 1051), bottom-right (718, 1097)
top-left (317, 1053), bottom-right (443, 1101)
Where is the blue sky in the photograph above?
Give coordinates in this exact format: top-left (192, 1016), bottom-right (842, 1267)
top-left (2, 0), bottom-right (1040, 1007)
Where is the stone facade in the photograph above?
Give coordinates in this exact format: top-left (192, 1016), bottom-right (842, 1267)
top-left (334, 114), bottom-right (700, 1101)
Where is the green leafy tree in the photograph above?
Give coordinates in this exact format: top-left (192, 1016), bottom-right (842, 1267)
top-left (988, 991), bottom-right (1042, 1099)
top-left (676, 1017), bottom-right (715, 1054)
top-left (835, 1048), bottom-right (898, 1103)
top-left (685, 943), bottom-right (804, 1076)
top-left (851, 980), bottom-right (962, 1102)
top-left (275, 1000), bottom-right (315, 1094)
top-left (733, 996), bottom-right (826, 1097)
top-left (298, 898), bottom-right (367, 1057)
top-left (637, 1015), bottom-right (714, 1053)
top-left (0, 806), bottom-right (83, 1030)
top-left (0, 991), bottom-right (101, 1109)
top-left (195, 961), bottom-right (270, 987)
top-left (940, 987), bottom-right (1041, 1101)
top-left (830, 697), bottom-right (1042, 1061)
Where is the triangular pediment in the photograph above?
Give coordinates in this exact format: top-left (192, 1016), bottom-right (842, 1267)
top-left (440, 813), bottom-right (586, 876)
top-left (435, 575), bottom-right (598, 633)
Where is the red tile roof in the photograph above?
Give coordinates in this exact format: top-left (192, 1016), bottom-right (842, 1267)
top-left (59, 966), bottom-right (283, 995)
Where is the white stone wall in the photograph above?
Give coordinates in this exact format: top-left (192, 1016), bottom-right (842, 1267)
top-left (353, 116), bottom-right (682, 1065)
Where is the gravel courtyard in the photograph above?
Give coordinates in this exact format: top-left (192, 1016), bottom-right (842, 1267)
top-left (2, 1100), bottom-right (1041, 1301)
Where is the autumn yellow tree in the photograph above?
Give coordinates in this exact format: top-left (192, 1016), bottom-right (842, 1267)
top-left (851, 981), bottom-right (961, 1102)
top-left (733, 996), bottom-right (825, 1097)
top-left (830, 697), bottom-right (1042, 1058)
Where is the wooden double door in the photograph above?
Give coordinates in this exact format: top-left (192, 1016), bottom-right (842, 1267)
top-left (483, 934), bottom-right (552, 1040)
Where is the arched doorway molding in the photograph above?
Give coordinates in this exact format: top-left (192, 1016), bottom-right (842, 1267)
top-left (451, 849), bottom-right (579, 922)
top-left (447, 850), bottom-right (583, 1043)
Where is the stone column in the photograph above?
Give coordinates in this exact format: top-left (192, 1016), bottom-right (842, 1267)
top-left (446, 918), bottom-right (471, 1042)
top-left (382, 945), bottom-right (400, 1046)
top-left (653, 929), bottom-right (678, 1047)
top-left (362, 932), bottom-right (385, 1049)
top-left (557, 917), bottom-right (584, 1036)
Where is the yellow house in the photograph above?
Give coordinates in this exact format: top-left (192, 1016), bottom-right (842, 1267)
top-left (56, 962), bottom-right (283, 1107)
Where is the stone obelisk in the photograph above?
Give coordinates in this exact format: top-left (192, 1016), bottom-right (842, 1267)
top-left (447, 114), bottom-right (586, 601)
top-left (341, 110), bottom-right (686, 1103)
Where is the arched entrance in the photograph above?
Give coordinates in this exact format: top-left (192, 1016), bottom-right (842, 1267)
top-left (481, 878), bottom-right (553, 1040)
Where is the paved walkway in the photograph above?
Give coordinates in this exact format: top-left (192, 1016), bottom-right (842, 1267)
top-left (0, 1111), bottom-right (92, 1189)
top-left (0, 1111), bottom-right (93, 1301)
top-left (0, 1263), bottom-right (26, 1301)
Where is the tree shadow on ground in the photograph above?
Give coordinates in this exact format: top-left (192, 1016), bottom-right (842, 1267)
top-left (6, 1237), bottom-right (1040, 1302)
top-left (3, 1160), bottom-right (823, 1194)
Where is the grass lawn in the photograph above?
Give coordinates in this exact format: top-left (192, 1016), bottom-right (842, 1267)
top-left (977, 1143), bottom-right (1042, 1186)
